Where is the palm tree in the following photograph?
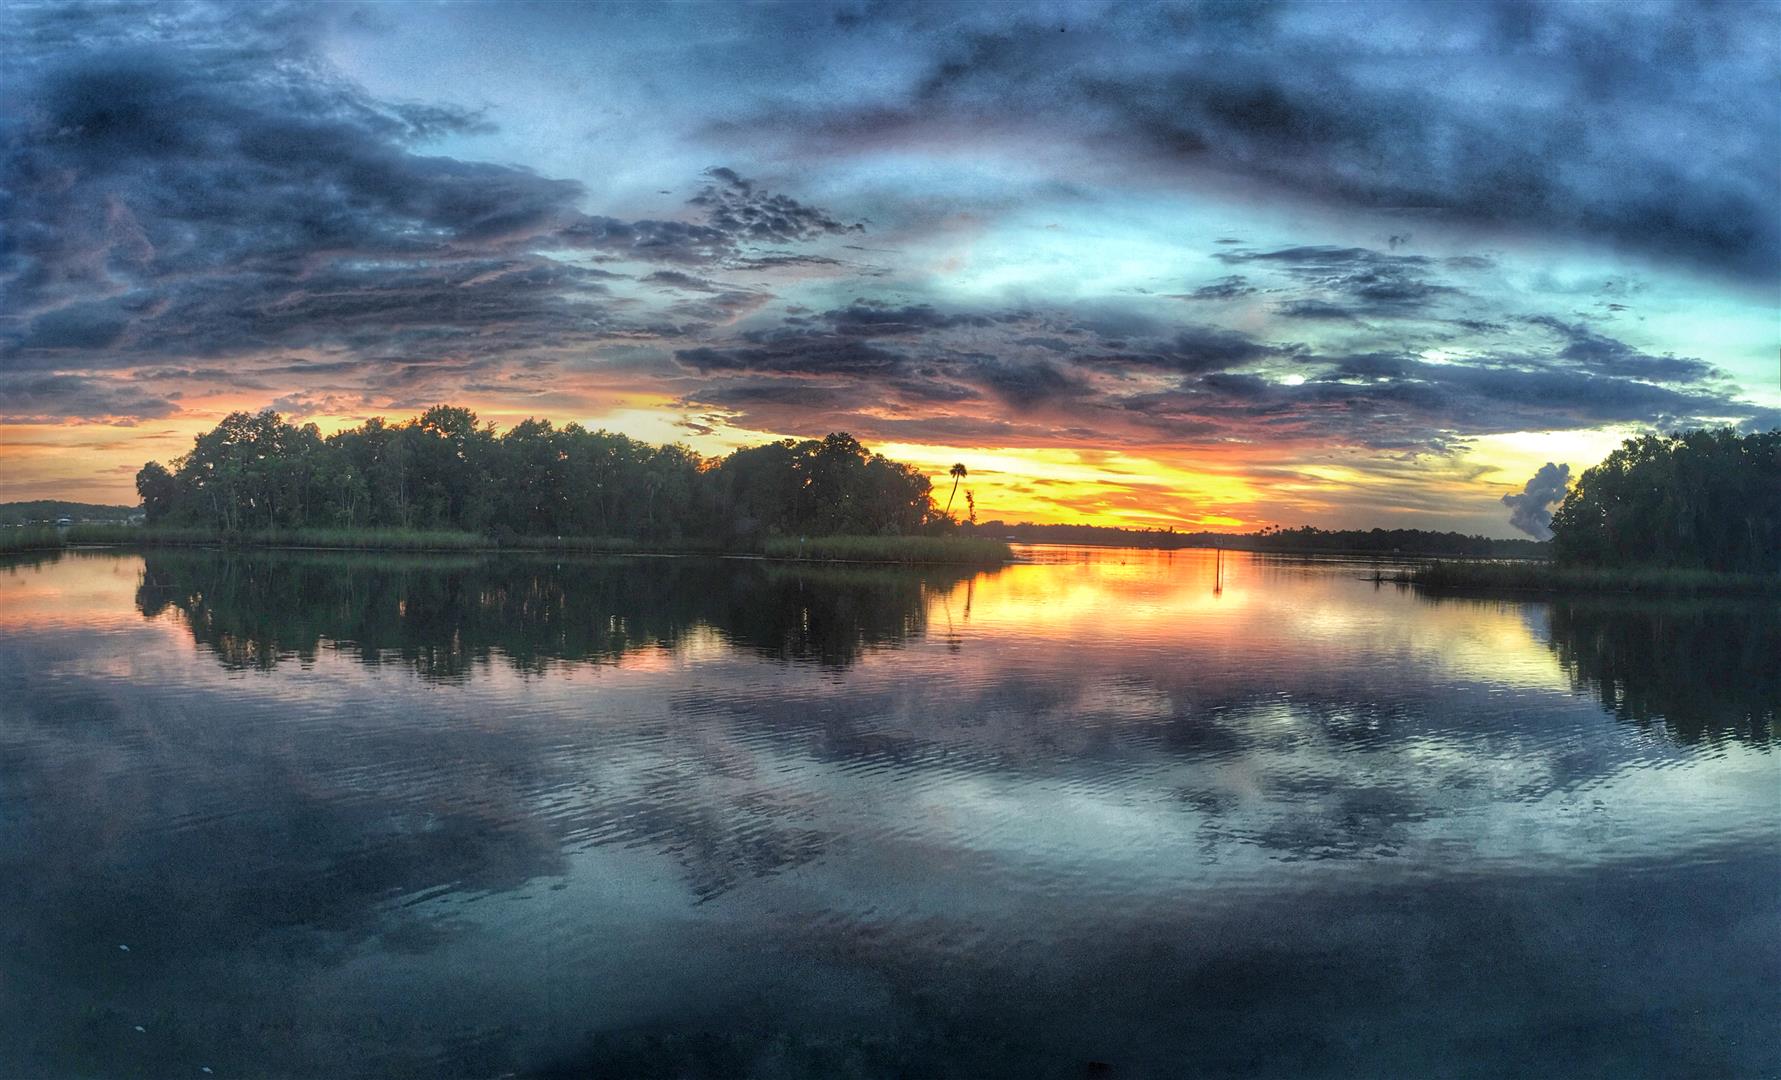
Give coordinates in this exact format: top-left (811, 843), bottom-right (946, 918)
top-left (944, 462), bottom-right (967, 515)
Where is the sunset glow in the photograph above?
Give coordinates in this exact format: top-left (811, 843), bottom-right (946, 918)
top-left (2, 3), bottom-right (1776, 535)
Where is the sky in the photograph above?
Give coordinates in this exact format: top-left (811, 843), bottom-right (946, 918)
top-left (1, 0), bottom-right (1776, 536)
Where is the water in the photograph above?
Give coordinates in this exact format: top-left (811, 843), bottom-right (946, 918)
top-left (1, 547), bottom-right (1775, 1078)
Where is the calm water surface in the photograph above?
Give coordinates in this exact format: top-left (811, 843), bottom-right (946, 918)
top-left (1, 547), bottom-right (1775, 1078)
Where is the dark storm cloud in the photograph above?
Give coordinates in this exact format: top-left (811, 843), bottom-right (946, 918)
top-left (688, 167), bottom-right (864, 244)
top-left (1276, 300), bottom-right (1357, 321)
top-left (5, 0), bottom-right (1769, 462)
top-left (1177, 276), bottom-right (1255, 301)
top-left (0, 2), bottom-right (858, 416)
top-left (752, 2), bottom-right (1778, 280)
top-left (674, 290), bottom-right (1760, 451)
top-left (726, 253), bottom-right (847, 271)
top-left (967, 355), bottom-right (1093, 409)
top-left (0, 372), bottom-right (179, 424)
top-left (1525, 317), bottom-right (1717, 384)
top-left (1079, 325), bottom-right (1276, 376)
top-left (677, 335), bottom-right (908, 377)
top-left (821, 301), bottom-right (1002, 336)
top-left (1220, 245), bottom-right (1459, 317)
top-left (1132, 355), bottom-right (1752, 450)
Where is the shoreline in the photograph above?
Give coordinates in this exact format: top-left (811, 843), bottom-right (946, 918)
top-left (3, 526), bottom-right (1015, 567)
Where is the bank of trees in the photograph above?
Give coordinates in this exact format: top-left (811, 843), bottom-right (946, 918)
top-left (1550, 427), bottom-right (1780, 572)
top-left (137, 406), bottom-right (949, 541)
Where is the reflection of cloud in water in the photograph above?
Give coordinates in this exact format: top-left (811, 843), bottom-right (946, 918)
top-left (0, 550), bottom-right (1774, 1076)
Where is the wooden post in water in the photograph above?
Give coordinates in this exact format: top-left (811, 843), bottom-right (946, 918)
top-left (1214, 543), bottom-right (1224, 595)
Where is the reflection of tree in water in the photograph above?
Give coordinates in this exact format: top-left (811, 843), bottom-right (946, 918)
top-left (137, 551), bottom-right (985, 678)
top-left (1546, 599), bottom-right (1777, 744)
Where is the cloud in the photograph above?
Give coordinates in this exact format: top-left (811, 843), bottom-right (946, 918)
top-left (1220, 245), bottom-right (1459, 316)
top-left (0, 372), bottom-right (180, 424)
top-left (0, 4), bottom-right (863, 420)
top-left (671, 291), bottom-right (1762, 455)
top-left (1501, 462), bottom-right (1572, 539)
top-left (688, 166), bottom-right (864, 244)
top-left (1177, 275), bottom-right (1255, 301)
top-left (2, 0), bottom-right (1770, 533)
top-left (1525, 317), bottom-right (1716, 384)
top-left (737, 4), bottom-right (1779, 280)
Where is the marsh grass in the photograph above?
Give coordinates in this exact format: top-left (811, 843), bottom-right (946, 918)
top-left (1412, 560), bottom-right (1781, 595)
top-left (0, 527), bottom-right (65, 554)
top-left (48, 525), bottom-right (1010, 564)
top-left (64, 524), bottom-right (215, 546)
top-left (762, 535), bottom-right (1012, 565)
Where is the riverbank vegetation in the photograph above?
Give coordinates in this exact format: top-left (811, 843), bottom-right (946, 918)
top-left (0, 527), bottom-right (65, 555)
top-left (1412, 428), bottom-right (1779, 593)
top-left (968, 521), bottom-right (1547, 559)
top-left (761, 535), bottom-right (1011, 565)
top-left (109, 406), bottom-right (1010, 564)
top-left (24, 524), bottom-right (1009, 565)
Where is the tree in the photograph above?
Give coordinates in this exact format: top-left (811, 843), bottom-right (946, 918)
top-left (945, 462), bottom-right (967, 516)
top-left (137, 412), bottom-right (950, 542)
top-left (1550, 427), bottom-right (1781, 571)
top-left (136, 461), bottom-right (177, 524)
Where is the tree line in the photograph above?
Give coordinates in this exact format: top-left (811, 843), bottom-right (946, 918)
top-left (967, 521), bottom-right (1548, 558)
top-left (137, 406), bottom-right (954, 541)
top-left (1550, 427), bottom-right (1780, 572)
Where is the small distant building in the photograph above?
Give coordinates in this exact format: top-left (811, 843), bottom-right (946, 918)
top-left (55, 517), bottom-right (73, 528)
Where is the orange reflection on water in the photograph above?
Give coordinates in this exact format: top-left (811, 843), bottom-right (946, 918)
top-left (0, 551), bottom-right (156, 633)
top-left (920, 546), bottom-right (1569, 694)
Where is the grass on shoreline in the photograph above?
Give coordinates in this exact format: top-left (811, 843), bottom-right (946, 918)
top-left (761, 535), bottom-right (1012, 565)
top-left (57, 525), bottom-right (659, 552)
top-left (0, 527), bottom-right (65, 554)
top-left (1410, 559), bottom-right (1781, 595)
top-left (31, 525), bottom-right (1013, 566)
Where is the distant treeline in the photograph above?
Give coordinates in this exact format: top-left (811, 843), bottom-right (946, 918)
top-left (967, 521), bottom-right (1548, 558)
top-left (138, 407), bottom-right (951, 542)
top-left (0, 500), bottom-right (138, 525)
top-left (1551, 428), bottom-right (1780, 572)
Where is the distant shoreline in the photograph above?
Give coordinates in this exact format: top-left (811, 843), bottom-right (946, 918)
top-left (9, 527), bottom-right (1776, 592)
top-left (1, 525), bottom-right (1013, 567)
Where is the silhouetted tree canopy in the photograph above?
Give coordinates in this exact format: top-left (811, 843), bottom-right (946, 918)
top-left (1550, 428), bottom-right (1781, 571)
top-left (136, 408), bottom-right (950, 540)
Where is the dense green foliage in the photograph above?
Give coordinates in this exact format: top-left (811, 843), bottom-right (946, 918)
top-left (971, 520), bottom-right (1547, 558)
top-left (1550, 428), bottom-right (1780, 571)
top-left (0, 501), bottom-right (137, 525)
top-left (136, 407), bottom-right (950, 542)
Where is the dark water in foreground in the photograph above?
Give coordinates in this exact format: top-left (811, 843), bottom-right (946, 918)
top-left (0, 547), bottom-right (1775, 1079)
